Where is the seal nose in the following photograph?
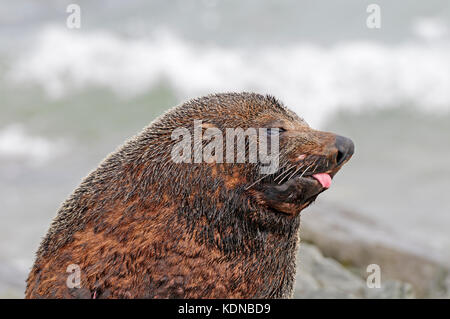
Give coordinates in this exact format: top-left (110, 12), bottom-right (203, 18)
top-left (335, 135), bottom-right (354, 166)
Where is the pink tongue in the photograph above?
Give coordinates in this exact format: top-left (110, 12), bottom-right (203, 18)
top-left (312, 173), bottom-right (332, 188)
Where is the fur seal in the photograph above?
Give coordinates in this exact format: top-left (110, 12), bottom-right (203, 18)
top-left (25, 92), bottom-right (354, 298)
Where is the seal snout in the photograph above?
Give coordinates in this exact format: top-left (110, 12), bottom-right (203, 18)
top-left (334, 135), bottom-right (354, 166)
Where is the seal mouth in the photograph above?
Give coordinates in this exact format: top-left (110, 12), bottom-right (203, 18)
top-left (247, 134), bottom-right (354, 216)
top-left (249, 156), bottom-right (349, 216)
top-left (260, 170), bottom-right (332, 214)
top-left (248, 164), bottom-right (334, 215)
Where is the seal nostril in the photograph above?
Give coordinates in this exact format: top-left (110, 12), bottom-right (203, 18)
top-left (336, 150), bottom-right (345, 165)
top-left (334, 135), bottom-right (354, 166)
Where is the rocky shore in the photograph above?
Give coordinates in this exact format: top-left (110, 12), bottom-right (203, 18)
top-left (295, 242), bottom-right (415, 298)
top-left (299, 202), bottom-right (450, 298)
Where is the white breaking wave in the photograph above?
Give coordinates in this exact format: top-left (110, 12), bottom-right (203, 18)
top-left (0, 125), bottom-right (64, 165)
top-left (9, 25), bottom-right (450, 127)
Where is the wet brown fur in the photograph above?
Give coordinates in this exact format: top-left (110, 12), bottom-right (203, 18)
top-left (26, 92), bottom-right (346, 299)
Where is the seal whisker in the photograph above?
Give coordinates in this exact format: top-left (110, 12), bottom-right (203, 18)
top-left (274, 165), bottom-right (296, 183)
top-left (245, 173), bottom-right (271, 190)
top-left (287, 164), bottom-right (304, 181)
top-left (272, 165), bottom-right (289, 181)
top-left (298, 163), bottom-right (314, 179)
top-left (311, 162), bottom-right (319, 174)
top-left (279, 164), bottom-right (304, 184)
top-left (245, 162), bottom-right (295, 190)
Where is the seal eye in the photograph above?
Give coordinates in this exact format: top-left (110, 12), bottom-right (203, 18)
top-left (267, 128), bottom-right (286, 136)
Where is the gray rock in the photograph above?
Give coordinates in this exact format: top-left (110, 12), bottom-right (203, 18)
top-left (299, 202), bottom-right (450, 298)
top-left (294, 242), bottom-right (416, 299)
top-left (294, 243), bottom-right (365, 298)
top-left (365, 281), bottom-right (415, 299)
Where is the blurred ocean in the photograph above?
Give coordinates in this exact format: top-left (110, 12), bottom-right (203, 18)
top-left (0, 0), bottom-right (449, 296)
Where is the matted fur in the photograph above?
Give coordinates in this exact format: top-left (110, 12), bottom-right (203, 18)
top-left (26, 92), bottom-right (348, 298)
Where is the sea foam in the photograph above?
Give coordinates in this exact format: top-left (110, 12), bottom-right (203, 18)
top-left (0, 124), bottom-right (64, 165)
top-left (9, 26), bottom-right (450, 127)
